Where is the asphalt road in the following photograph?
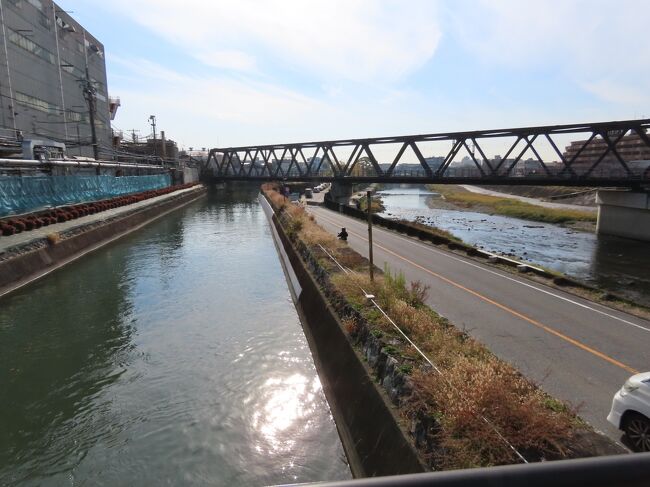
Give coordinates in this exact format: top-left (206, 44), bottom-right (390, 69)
top-left (308, 206), bottom-right (650, 445)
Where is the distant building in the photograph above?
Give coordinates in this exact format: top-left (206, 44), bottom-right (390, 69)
top-left (121, 135), bottom-right (179, 161)
top-left (0, 0), bottom-right (115, 157)
top-left (563, 132), bottom-right (650, 174)
top-left (424, 156), bottom-right (444, 172)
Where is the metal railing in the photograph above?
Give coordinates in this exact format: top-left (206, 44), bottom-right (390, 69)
top-left (282, 452), bottom-right (650, 487)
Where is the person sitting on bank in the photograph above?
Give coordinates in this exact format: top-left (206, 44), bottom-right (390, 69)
top-left (337, 227), bottom-right (348, 241)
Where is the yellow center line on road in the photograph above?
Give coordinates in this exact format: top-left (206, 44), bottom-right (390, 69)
top-left (313, 209), bottom-right (639, 375)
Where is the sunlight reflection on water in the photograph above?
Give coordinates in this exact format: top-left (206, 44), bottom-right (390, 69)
top-left (252, 373), bottom-right (321, 454)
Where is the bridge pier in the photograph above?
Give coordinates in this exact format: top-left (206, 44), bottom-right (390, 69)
top-left (328, 182), bottom-right (354, 205)
top-left (597, 190), bottom-right (650, 241)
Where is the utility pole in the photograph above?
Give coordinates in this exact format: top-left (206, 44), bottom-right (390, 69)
top-left (161, 130), bottom-right (167, 160)
top-left (149, 115), bottom-right (157, 156)
top-left (130, 129), bottom-right (140, 143)
top-left (76, 123), bottom-right (81, 155)
top-left (367, 190), bottom-right (374, 282)
top-left (82, 66), bottom-right (99, 160)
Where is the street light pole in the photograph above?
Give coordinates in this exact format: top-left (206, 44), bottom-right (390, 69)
top-left (149, 115), bottom-right (157, 156)
top-left (367, 190), bottom-right (374, 282)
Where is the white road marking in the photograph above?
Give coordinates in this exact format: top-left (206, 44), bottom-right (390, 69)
top-left (312, 207), bottom-right (650, 334)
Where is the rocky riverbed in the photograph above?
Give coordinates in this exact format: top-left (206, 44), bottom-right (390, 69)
top-left (377, 186), bottom-right (650, 307)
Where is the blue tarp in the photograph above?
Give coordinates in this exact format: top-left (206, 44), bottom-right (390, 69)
top-left (0, 174), bottom-right (172, 216)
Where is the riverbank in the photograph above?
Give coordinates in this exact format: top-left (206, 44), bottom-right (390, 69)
top-left (0, 184), bottom-right (206, 297)
top-left (374, 187), bottom-right (650, 318)
top-left (357, 193), bottom-right (385, 213)
top-left (262, 183), bottom-right (621, 472)
top-left (477, 185), bottom-right (598, 206)
top-left (427, 185), bottom-right (597, 231)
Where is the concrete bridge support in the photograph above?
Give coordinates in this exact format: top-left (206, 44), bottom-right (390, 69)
top-left (328, 181), bottom-right (354, 205)
top-left (597, 190), bottom-right (650, 241)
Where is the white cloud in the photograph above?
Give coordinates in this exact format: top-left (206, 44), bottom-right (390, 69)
top-left (107, 57), bottom-right (344, 148)
top-left (448, 0), bottom-right (650, 106)
top-left (582, 79), bottom-right (650, 106)
top-left (72, 0), bottom-right (650, 152)
top-left (100, 0), bottom-right (441, 83)
top-left (195, 50), bottom-right (257, 72)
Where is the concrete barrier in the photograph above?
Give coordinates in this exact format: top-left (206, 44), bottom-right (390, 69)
top-left (0, 186), bottom-right (207, 297)
top-left (261, 194), bottom-right (427, 478)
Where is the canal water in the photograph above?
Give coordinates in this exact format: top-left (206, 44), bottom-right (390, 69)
top-left (0, 185), bottom-right (351, 486)
top-left (377, 186), bottom-right (650, 306)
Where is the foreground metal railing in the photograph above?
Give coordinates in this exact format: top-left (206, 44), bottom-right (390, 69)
top-left (206, 119), bottom-right (650, 186)
top-left (282, 452), bottom-right (650, 487)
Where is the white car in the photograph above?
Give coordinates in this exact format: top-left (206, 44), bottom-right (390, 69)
top-left (607, 371), bottom-right (650, 452)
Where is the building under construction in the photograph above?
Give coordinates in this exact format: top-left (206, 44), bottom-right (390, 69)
top-left (0, 0), bottom-right (117, 159)
top-left (119, 133), bottom-right (179, 162)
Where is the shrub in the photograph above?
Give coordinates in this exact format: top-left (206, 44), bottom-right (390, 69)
top-left (46, 233), bottom-right (60, 245)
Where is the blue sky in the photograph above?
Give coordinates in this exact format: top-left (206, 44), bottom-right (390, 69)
top-left (61, 0), bottom-right (650, 154)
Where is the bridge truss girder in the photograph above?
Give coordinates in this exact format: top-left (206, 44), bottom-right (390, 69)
top-left (205, 119), bottom-right (650, 187)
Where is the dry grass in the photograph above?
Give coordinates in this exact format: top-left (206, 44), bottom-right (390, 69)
top-left (262, 183), bottom-right (345, 255)
top-left (46, 233), bottom-right (60, 245)
top-left (430, 185), bottom-right (596, 224)
top-left (261, 183), bottom-right (579, 469)
top-left (332, 269), bottom-right (577, 467)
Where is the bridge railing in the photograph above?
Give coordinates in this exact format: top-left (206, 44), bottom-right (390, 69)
top-left (205, 119), bottom-right (650, 186)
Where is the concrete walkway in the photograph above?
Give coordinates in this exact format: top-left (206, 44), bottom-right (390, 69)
top-left (460, 185), bottom-right (598, 213)
top-left (0, 186), bottom-right (202, 254)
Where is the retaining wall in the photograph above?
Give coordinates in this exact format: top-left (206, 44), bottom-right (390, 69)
top-left (260, 193), bottom-right (427, 478)
top-left (0, 185), bottom-right (206, 297)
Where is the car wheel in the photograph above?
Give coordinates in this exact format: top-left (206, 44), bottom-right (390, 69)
top-left (623, 412), bottom-right (650, 452)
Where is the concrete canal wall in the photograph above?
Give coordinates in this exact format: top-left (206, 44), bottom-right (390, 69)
top-left (0, 185), bottom-right (206, 297)
top-left (260, 193), bottom-right (427, 478)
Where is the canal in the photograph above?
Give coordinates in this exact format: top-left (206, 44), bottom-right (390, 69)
top-left (0, 185), bottom-right (351, 486)
top-left (377, 186), bottom-right (650, 306)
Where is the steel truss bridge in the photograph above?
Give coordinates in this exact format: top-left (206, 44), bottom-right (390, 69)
top-left (205, 119), bottom-right (650, 187)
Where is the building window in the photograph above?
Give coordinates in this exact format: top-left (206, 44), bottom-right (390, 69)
top-left (56, 15), bottom-right (76, 33)
top-left (27, 0), bottom-right (43, 11)
top-left (66, 109), bottom-right (88, 123)
top-left (8, 29), bottom-right (56, 64)
top-left (15, 91), bottom-right (62, 115)
top-left (38, 12), bottom-right (51, 30)
top-left (61, 59), bottom-right (84, 78)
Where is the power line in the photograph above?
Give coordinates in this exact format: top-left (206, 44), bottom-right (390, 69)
top-left (318, 244), bottom-right (529, 465)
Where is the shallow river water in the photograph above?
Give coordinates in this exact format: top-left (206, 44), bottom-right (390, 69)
top-left (0, 185), bottom-right (351, 486)
top-left (378, 186), bottom-right (650, 306)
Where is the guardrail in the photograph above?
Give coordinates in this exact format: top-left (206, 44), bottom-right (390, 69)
top-left (282, 452), bottom-right (650, 487)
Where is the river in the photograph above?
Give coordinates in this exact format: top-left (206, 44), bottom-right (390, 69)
top-left (377, 186), bottom-right (650, 306)
top-left (0, 185), bottom-right (351, 486)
